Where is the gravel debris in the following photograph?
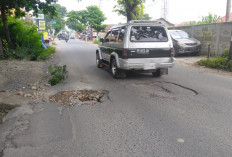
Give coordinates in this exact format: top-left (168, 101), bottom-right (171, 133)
top-left (49, 90), bottom-right (107, 106)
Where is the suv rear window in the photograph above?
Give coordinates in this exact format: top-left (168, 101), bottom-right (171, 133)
top-left (130, 26), bottom-right (168, 42)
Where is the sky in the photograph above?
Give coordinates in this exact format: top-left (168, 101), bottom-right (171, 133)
top-left (58, 0), bottom-right (228, 25)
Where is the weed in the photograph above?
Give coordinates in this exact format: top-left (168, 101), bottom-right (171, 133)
top-left (93, 38), bottom-right (101, 45)
top-left (37, 47), bottom-right (56, 61)
top-left (48, 64), bottom-right (68, 86)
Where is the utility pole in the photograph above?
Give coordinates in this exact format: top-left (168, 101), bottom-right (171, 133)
top-left (161, 0), bottom-right (168, 20)
top-left (226, 0), bottom-right (231, 22)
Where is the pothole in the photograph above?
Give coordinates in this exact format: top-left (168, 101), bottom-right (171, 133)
top-left (49, 90), bottom-right (108, 106)
top-left (0, 103), bottom-right (17, 123)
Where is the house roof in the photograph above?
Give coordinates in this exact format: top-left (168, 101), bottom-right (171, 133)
top-left (174, 21), bottom-right (195, 26)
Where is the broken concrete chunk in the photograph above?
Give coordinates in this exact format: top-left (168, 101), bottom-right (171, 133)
top-left (17, 91), bottom-right (24, 96)
top-left (49, 90), bottom-right (107, 106)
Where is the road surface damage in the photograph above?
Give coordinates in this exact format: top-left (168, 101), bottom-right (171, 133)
top-left (49, 90), bottom-right (108, 106)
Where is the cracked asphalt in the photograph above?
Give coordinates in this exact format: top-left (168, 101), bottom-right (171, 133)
top-left (1, 39), bottom-right (232, 157)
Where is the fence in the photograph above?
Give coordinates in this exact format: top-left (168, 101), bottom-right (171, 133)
top-left (169, 22), bottom-right (232, 56)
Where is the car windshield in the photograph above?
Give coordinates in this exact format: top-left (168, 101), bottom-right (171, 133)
top-left (130, 26), bottom-right (168, 42)
top-left (169, 31), bottom-right (191, 39)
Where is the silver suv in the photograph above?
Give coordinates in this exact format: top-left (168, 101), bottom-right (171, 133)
top-left (96, 20), bottom-right (175, 78)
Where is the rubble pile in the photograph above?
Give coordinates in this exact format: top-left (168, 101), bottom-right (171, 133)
top-left (49, 90), bottom-right (106, 106)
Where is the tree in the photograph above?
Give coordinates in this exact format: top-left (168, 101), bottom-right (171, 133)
top-left (45, 4), bottom-right (67, 35)
top-left (67, 6), bottom-right (106, 39)
top-left (114, 0), bottom-right (145, 22)
top-left (0, 0), bottom-right (56, 46)
top-left (94, 24), bottom-right (107, 36)
top-left (66, 11), bottom-right (85, 32)
top-left (86, 6), bottom-right (106, 39)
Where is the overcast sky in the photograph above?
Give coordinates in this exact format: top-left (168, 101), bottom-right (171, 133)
top-left (58, 0), bottom-right (228, 24)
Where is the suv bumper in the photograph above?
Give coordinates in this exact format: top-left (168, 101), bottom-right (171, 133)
top-left (118, 57), bottom-right (176, 70)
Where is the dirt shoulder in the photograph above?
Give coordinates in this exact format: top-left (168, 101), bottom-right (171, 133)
top-left (0, 60), bottom-right (51, 122)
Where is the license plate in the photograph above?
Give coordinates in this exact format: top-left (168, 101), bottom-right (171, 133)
top-left (137, 49), bottom-right (149, 54)
top-left (189, 47), bottom-right (196, 51)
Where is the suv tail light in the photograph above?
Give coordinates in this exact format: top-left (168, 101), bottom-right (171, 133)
top-left (122, 49), bottom-right (128, 59)
top-left (171, 48), bottom-right (175, 57)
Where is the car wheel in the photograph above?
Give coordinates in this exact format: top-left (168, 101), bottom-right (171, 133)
top-left (111, 58), bottom-right (120, 78)
top-left (152, 69), bottom-right (161, 77)
top-left (96, 53), bottom-right (103, 68)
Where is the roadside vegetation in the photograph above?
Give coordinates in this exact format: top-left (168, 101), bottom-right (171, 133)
top-left (0, 0), bottom-right (56, 59)
top-left (93, 38), bottom-right (101, 45)
top-left (0, 103), bottom-right (17, 123)
top-left (198, 50), bottom-right (232, 72)
top-left (189, 12), bottom-right (221, 25)
top-left (0, 17), bottom-right (55, 61)
top-left (48, 64), bottom-right (68, 86)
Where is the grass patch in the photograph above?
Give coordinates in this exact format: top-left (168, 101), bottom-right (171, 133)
top-left (0, 103), bottom-right (17, 123)
top-left (52, 42), bottom-right (57, 46)
top-left (48, 64), bottom-right (68, 86)
top-left (197, 50), bottom-right (232, 72)
top-left (37, 47), bottom-right (56, 61)
top-left (93, 38), bottom-right (101, 45)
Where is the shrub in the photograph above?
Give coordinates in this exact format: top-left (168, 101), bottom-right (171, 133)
top-left (37, 47), bottom-right (56, 61)
top-left (0, 17), bottom-right (43, 60)
top-left (48, 64), bottom-right (68, 86)
top-left (93, 38), bottom-right (101, 45)
top-left (198, 57), bottom-right (232, 72)
top-left (221, 49), bottom-right (229, 58)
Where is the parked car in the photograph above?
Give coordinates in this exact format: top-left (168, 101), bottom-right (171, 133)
top-left (169, 30), bottom-right (201, 56)
top-left (58, 33), bottom-right (69, 42)
top-left (96, 20), bottom-right (176, 78)
top-left (70, 33), bottom-right (75, 39)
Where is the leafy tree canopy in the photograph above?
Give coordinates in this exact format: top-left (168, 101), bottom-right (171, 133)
top-left (114, 0), bottom-right (145, 22)
top-left (66, 11), bottom-right (85, 32)
top-left (66, 6), bottom-right (107, 34)
top-left (0, 0), bottom-right (57, 46)
top-left (45, 4), bottom-right (67, 34)
top-left (114, 0), bottom-right (155, 22)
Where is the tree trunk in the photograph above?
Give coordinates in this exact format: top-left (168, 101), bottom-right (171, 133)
top-left (127, 11), bottom-right (133, 22)
top-left (0, 37), bottom-right (5, 58)
top-left (90, 26), bottom-right (93, 41)
top-left (228, 40), bottom-right (232, 61)
top-left (1, 6), bottom-right (12, 46)
top-left (126, 3), bottom-right (138, 22)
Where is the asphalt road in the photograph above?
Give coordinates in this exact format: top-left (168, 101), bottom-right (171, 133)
top-left (1, 39), bottom-right (232, 157)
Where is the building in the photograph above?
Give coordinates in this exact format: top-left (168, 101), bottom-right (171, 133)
top-left (217, 13), bottom-right (232, 22)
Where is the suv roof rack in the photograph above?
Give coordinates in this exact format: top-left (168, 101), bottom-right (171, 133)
top-left (128, 20), bottom-right (163, 24)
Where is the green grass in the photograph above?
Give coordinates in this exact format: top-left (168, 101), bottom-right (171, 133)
top-left (93, 38), bottom-right (101, 45)
top-left (48, 64), bottom-right (68, 86)
top-left (197, 50), bottom-right (232, 72)
top-left (0, 103), bottom-right (17, 123)
top-left (37, 47), bottom-right (56, 61)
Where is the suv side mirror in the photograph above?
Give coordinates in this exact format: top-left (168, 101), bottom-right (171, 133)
top-left (100, 38), bottom-right (104, 42)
